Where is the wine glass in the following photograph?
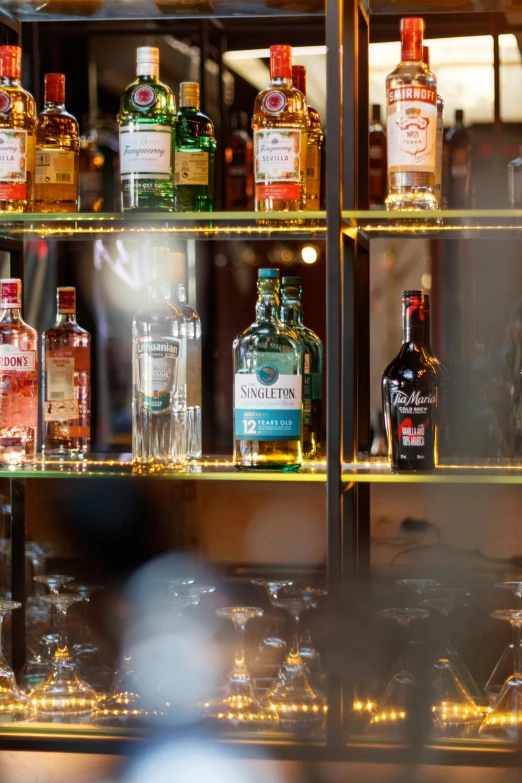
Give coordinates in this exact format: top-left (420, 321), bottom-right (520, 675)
top-left (480, 609), bottom-right (522, 740)
top-left (90, 655), bottom-right (145, 728)
top-left (168, 582), bottom-right (215, 618)
top-left (33, 574), bottom-right (74, 595)
top-left (25, 544), bottom-right (55, 629)
top-left (69, 585), bottom-right (112, 694)
top-left (485, 582), bottom-right (522, 706)
top-left (30, 594), bottom-right (98, 723)
top-left (250, 579), bottom-right (293, 687)
top-left (263, 587), bottom-right (327, 732)
top-left (431, 657), bottom-right (482, 738)
top-left (0, 601), bottom-right (35, 722)
top-left (205, 606), bottom-right (277, 731)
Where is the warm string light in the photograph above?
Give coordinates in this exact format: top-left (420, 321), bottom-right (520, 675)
top-left (431, 703), bottom-right (482, 721)
top-left (353, 700), bottom-right (376, 712)
top-left (370, 710), bottom-right (407, 723)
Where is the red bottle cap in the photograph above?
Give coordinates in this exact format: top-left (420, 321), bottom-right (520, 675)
top-left (57, 287), bottom-right (75, 315)
top-left (45, 73), bottom-right (65, 104)
top-left (0, 279), bottom-right (21, 310)
top-left (0, 46), bottom-right (21, 79)
top-left (292, 65), bottom-right (306, 95)
top-left (400, 17), bottom-right (424, 62)
top-left (270, 45), bottom-right (292, 80)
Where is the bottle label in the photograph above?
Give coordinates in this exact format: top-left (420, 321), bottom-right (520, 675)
top-left (254, 129), bottom-right (301, 200)
top-left (119, 125), bottom-right (172, 179)
top-left (305, 143), bottom-right (320, 205)
top-left (303, 353), bottom-right (321, 427)
top-left (234, 354), bottom-right (302, 441)
top-left (387, 86), bottom-right (437, 174)
top-left (174, 151), bottom-right (209, 186)
top-left (0, 129), bottom-right (27, 201)
top-left (0, 345), bottom-right (37, 428)
top-left (131, 85), bottom-right (157, 109)
top-left (390, 386), bottom-right (437, 466)
top-left (44, 347), bottom-right (89, 422)
top-left (36, 149), bottom-right (76, 185)
top-left (135, 336), bottom-right (184, 413)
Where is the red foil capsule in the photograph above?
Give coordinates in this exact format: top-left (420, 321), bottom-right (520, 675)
top-left (0, 46), bottom-right (21, 79)
top-left (270, 45), bottom-right (292, 80)
top-left (45, 73), bottom-right (66, 104)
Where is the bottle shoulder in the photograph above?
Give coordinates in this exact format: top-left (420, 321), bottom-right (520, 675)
top-left (119, 78), bottom-right (176, 123)
top-left (0, 84), bottom-right (37, 128)
top-left (37, 111), bottom-right (80, 143)
top-left (252, 85), bottom-right (309, 131)
top-left (43, 323), bottom-right (90, 341)
top-left (234, 320), bottom-right (303, 352)
top-left (176, 109), bottom-right (216, 146)
top-left (0, 319), bottom-right (37, 340)
top-left (382, 346), bottom-right (441, 385)
top-left (386, 63), bottom-right (436, 91)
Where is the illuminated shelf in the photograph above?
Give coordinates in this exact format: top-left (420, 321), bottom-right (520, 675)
top-left (343, 457), bottom-right (522, 484)
top-left (342, 210), bottom-right (522, 239)
top-left (0, 212), bottom-right (326, 241)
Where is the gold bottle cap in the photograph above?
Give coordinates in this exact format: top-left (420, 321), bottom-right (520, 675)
top-left (180, 82), bottom-right (200, 109)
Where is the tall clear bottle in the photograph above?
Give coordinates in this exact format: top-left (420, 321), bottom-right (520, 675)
top-left (280, 276), bottom-right (322, 459)
top-left (42, 287), bottom-right (90, 460)
top-left (233, 268), bottom-right (303, 471)
top-left (132, 248), bottom-right (186, 467)
top-left (291, 65), bottom-right (323, 211)
top-left (174, 82), bottom-right (216, 212)
top-left (0, 279), bottom-right (38, 465)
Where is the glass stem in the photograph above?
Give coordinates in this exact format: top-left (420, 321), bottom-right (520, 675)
top-left (289, 610), bottom-right (302, 663)
top-left (233, 618), bottom-right (247, 671)
top-left (513, 621), bottom-right (522, 675)
top-left (56, 608), bottom-right (70, 658)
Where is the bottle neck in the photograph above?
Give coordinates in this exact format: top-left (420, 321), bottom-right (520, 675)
top-left (256, 290), bottom-right (280, 322)
top-left (171, 276), bottom-right (186, 303)
top-left (137, 72), bottom-right (159, 82)
top-left (0, 308), bottom-right (22, 323)
top-left (270, 75), bottom-right (292, 88)
top-left (281, 298), bottom-right (303, 326)
top-left (44, 100), bottom-right (66, 111)
top-left (0, 76), bottom-right (20, 87)
top-left (401, 32), bottom-right (423, 63)
top-left (402, 297), bottom-right (428, 346)
top-left (55, 312), bottom-right (77, 327)
top-left (150, 281), bottom-right (172, 301)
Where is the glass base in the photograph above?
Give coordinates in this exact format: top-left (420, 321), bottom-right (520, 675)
top-left (263, 663), bottom-right (327, 732)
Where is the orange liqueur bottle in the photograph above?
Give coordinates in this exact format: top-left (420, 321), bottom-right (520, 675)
top-left (35, 74), bottom-right (80, 213)
top-left (0, 46), bottom-right (37, 213)
top-left (292, 65), bottom-right (323, 211)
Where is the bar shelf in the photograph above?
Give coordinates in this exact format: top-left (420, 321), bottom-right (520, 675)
top-left (342, 457), bottom-right (522, 484)
top-left (342, 210), bottom-right (522, 240)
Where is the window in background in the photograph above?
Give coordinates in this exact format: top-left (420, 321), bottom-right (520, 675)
top-left (500, 33), bottom-right (522, 123)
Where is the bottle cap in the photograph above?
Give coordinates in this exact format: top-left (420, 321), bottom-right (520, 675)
top-left (137, 46), bottom-right (159, 78)
top-left (180, 82), bottom-right (200, 109)
top-left (402, 289), bottom-right (425, 300)
top-left (45, 73), bottom-right (66, 104)
top-left (57, 286), bottom-right (75, 314)
top-left (371, 104), bottom-right (381, 122)
top-left (292, 65), bottom-right (306, 95)
top-left (456, 108), bottom-right (464, 121)
top-left (0, 279), bottom-right (21, 310)
top-left (282, 276), bottom-right (302, 285)
top-left (400, 17), bottom-right (424, 62)
top-left (400, 17), bottom-right (425, 33)
top-left (0, 46), bottom-right (21, 79)
top-left (270, 45), bottom-right (292, 80)
top-left (258, 268), bottom-right (280, 279)
top-left (422, 45), bottom-right (430, 67)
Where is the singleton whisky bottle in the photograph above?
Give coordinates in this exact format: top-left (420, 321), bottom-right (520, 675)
top-left (173, 82), bottom-right (216, 212)
top-left (225, 110), bottom-right (254, 210)
top-left (445, 109), bottom-right (471, 208)
top-left (42, 287), bottom-right (90, 459)
top-left (422, 46), bottom-right (444, 207)
top-left (0, 46), bottom-right (37, 213)
top-left (119, 46), bottom-right (176, 212)
top-left (35, 74), bottom-right (80, 213)
top-left (252, 45), bottom-right (309, 213)
top-left (369, 104), bottom-right (387, 207)
top-left (385, 18), bottom-right (438, 211)
top-left (233, 268), bottom-right (303, 471)
top-left (382, 290), bottom-right (443, 470)
top-left (291, 65), bottom-right (323, 212)
top-left (280, 276), bottom-right (323, 459)
top-left (132, 248), bottom-right (187, 467)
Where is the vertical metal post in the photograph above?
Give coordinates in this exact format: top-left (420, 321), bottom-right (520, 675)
top-left (10, 478), bottom-right (26, 673)
top-left (200, 20), bottom-right (210, 117)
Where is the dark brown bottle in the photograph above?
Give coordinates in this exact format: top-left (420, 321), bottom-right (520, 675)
top-left (382, 290), bottom-right (444, 470)
top-left (225, 111), bottom-right (253, 210)
top-left (445, 109), bottom-right (471, 208)
top-left (369, 103), bottom-right (387, 207)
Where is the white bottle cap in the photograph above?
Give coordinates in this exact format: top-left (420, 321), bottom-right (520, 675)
top-left (137, 46), bottom-right (159, 78)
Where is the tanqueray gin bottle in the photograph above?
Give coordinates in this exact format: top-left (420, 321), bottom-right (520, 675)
top-left (233, 268), bottom-right (303, 471)
top-left (118, 46), bottom-right (176, 211)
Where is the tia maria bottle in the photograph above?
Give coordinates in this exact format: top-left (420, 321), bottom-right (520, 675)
top-left (382, 290), bottom-right (444, 470)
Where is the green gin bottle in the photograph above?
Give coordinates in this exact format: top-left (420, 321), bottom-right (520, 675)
top-left (281, 276), bottom-right (323, 459)
top-left (174, 82), bottom-right (216, 212)
top-left (233, 268), bottom-right (304, 471)
top-left (118, 47), bottom-right (176, 211)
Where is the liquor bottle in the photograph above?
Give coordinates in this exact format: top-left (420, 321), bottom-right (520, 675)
top-left (35, 74), bottom-right (80, 214)
top-left (369, 104), bottom-right (387, 207)
top-left (385, 18), bottom-right (438, 211)
top-left (280, 276), bottom-right (322, 458)
top-left (0, 46), bottom-right (37, 214)
top-left (252, 45), bottom-right (309, 213)
top-left (132, 248), bottom-right (187, 466)
top-left (173, 82), bottom-right (216, 212)
top-left (445, 109), bottom-right (471, 209)
top-left (233, 268), bottom-right (303, 471)
top-left (508, 147), bottom-right (522, 207)
top-left (79, 130), bottom-right (104, 212)
top-left (422, 46), bottom-right (444, 207)
top-left (42, 287), bottom-right (91, 460)
top-left (118, 46), bottom-right (176, 212)
top-left (291, 65), bottom-right (323, 212)
top-left (169, 251), bottom-right (202, 458)
top-left (225, 110), bottom-right (254, 211)
top-left (0, 279), bottom-right (38, 465)
top-left (382, 290), bottom-right (443, 470)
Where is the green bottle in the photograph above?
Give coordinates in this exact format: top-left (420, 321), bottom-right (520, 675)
top-left (233, 268), bottom-right (304, 471)
top-left (118, 46), bottom-right (176, 212)
top-left (174, 82), bottom-right (216, 212)
top-left (281, 276), bottom-right (323, 459)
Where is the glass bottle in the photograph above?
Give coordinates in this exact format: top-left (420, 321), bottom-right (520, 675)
top-left (225, 110), bottom-right (254, 211)
top-left (35, 74), bottom-right (80, 213)
top-left (233, 268), bottom-right (303, 471)
top-left (42, 287), bottom-right (90, 460)
top-left (445, 109), bottom-right (472, 209)
top-left (132, 248), bottom-right (187, 467)
top-left (252, 45), bottom-right (309, 213)
top-left (508, 146), bottom-right (522, 207)
top-left (119, 46), bottom-right (176, 212)
top-left (280, 276), bottom-right (322, 459)
top-left (291, 65), bottom-right (323, 212)
top-left (369, 103), bottom-right (387, 207)
top-left (0, 46), bottom-right (37, 214)
top-left (385, 18), bottom-right (438, 211)
top-left (422, 46), bottom-right (444, 207)
top-left (0, 279), bottom-right (38, 466)
top-left (173, 82), bottom-right (216, 212)
top-left (79, 130), bottom-right (104, 212)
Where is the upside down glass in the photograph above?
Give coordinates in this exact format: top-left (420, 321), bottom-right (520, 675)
top-left (0, 601), bottom-right (35, 722)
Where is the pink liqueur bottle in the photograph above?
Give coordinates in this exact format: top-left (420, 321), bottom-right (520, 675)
top-left (42, 287), bottom-right (91, 459)
top-left (0, 278), bottom-right (38, 465)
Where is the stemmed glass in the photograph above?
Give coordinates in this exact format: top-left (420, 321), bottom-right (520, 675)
top-left (30, 594), bottom-right (98, 723)
top-left (485, 582), bottom-right (522, 706)
top-left (205, 606), bottom-right (277, 731)
top-left (480, 609), bottom-right (522, 740)
top-left (263, 586), bottom-right (327, 732)
top-left (69, 585), bottom-right (112, 694)
top-left (90, 655), bottom-right (145, 727)
top-left (0, 601), bottom-right (35, 722)
top-left (250, 579), bottom-right (293, 687)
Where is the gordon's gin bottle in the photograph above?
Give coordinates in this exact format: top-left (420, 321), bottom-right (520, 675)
top-left (385, 18), bottom-right (438, 211)
top-left (0, 279), bottom-right (38, 465)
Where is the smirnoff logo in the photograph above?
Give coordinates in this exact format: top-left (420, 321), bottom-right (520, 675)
top-left (394, 390), bottom-right (436, 406)
top-left (388, 87), bottom-right (437, 106)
